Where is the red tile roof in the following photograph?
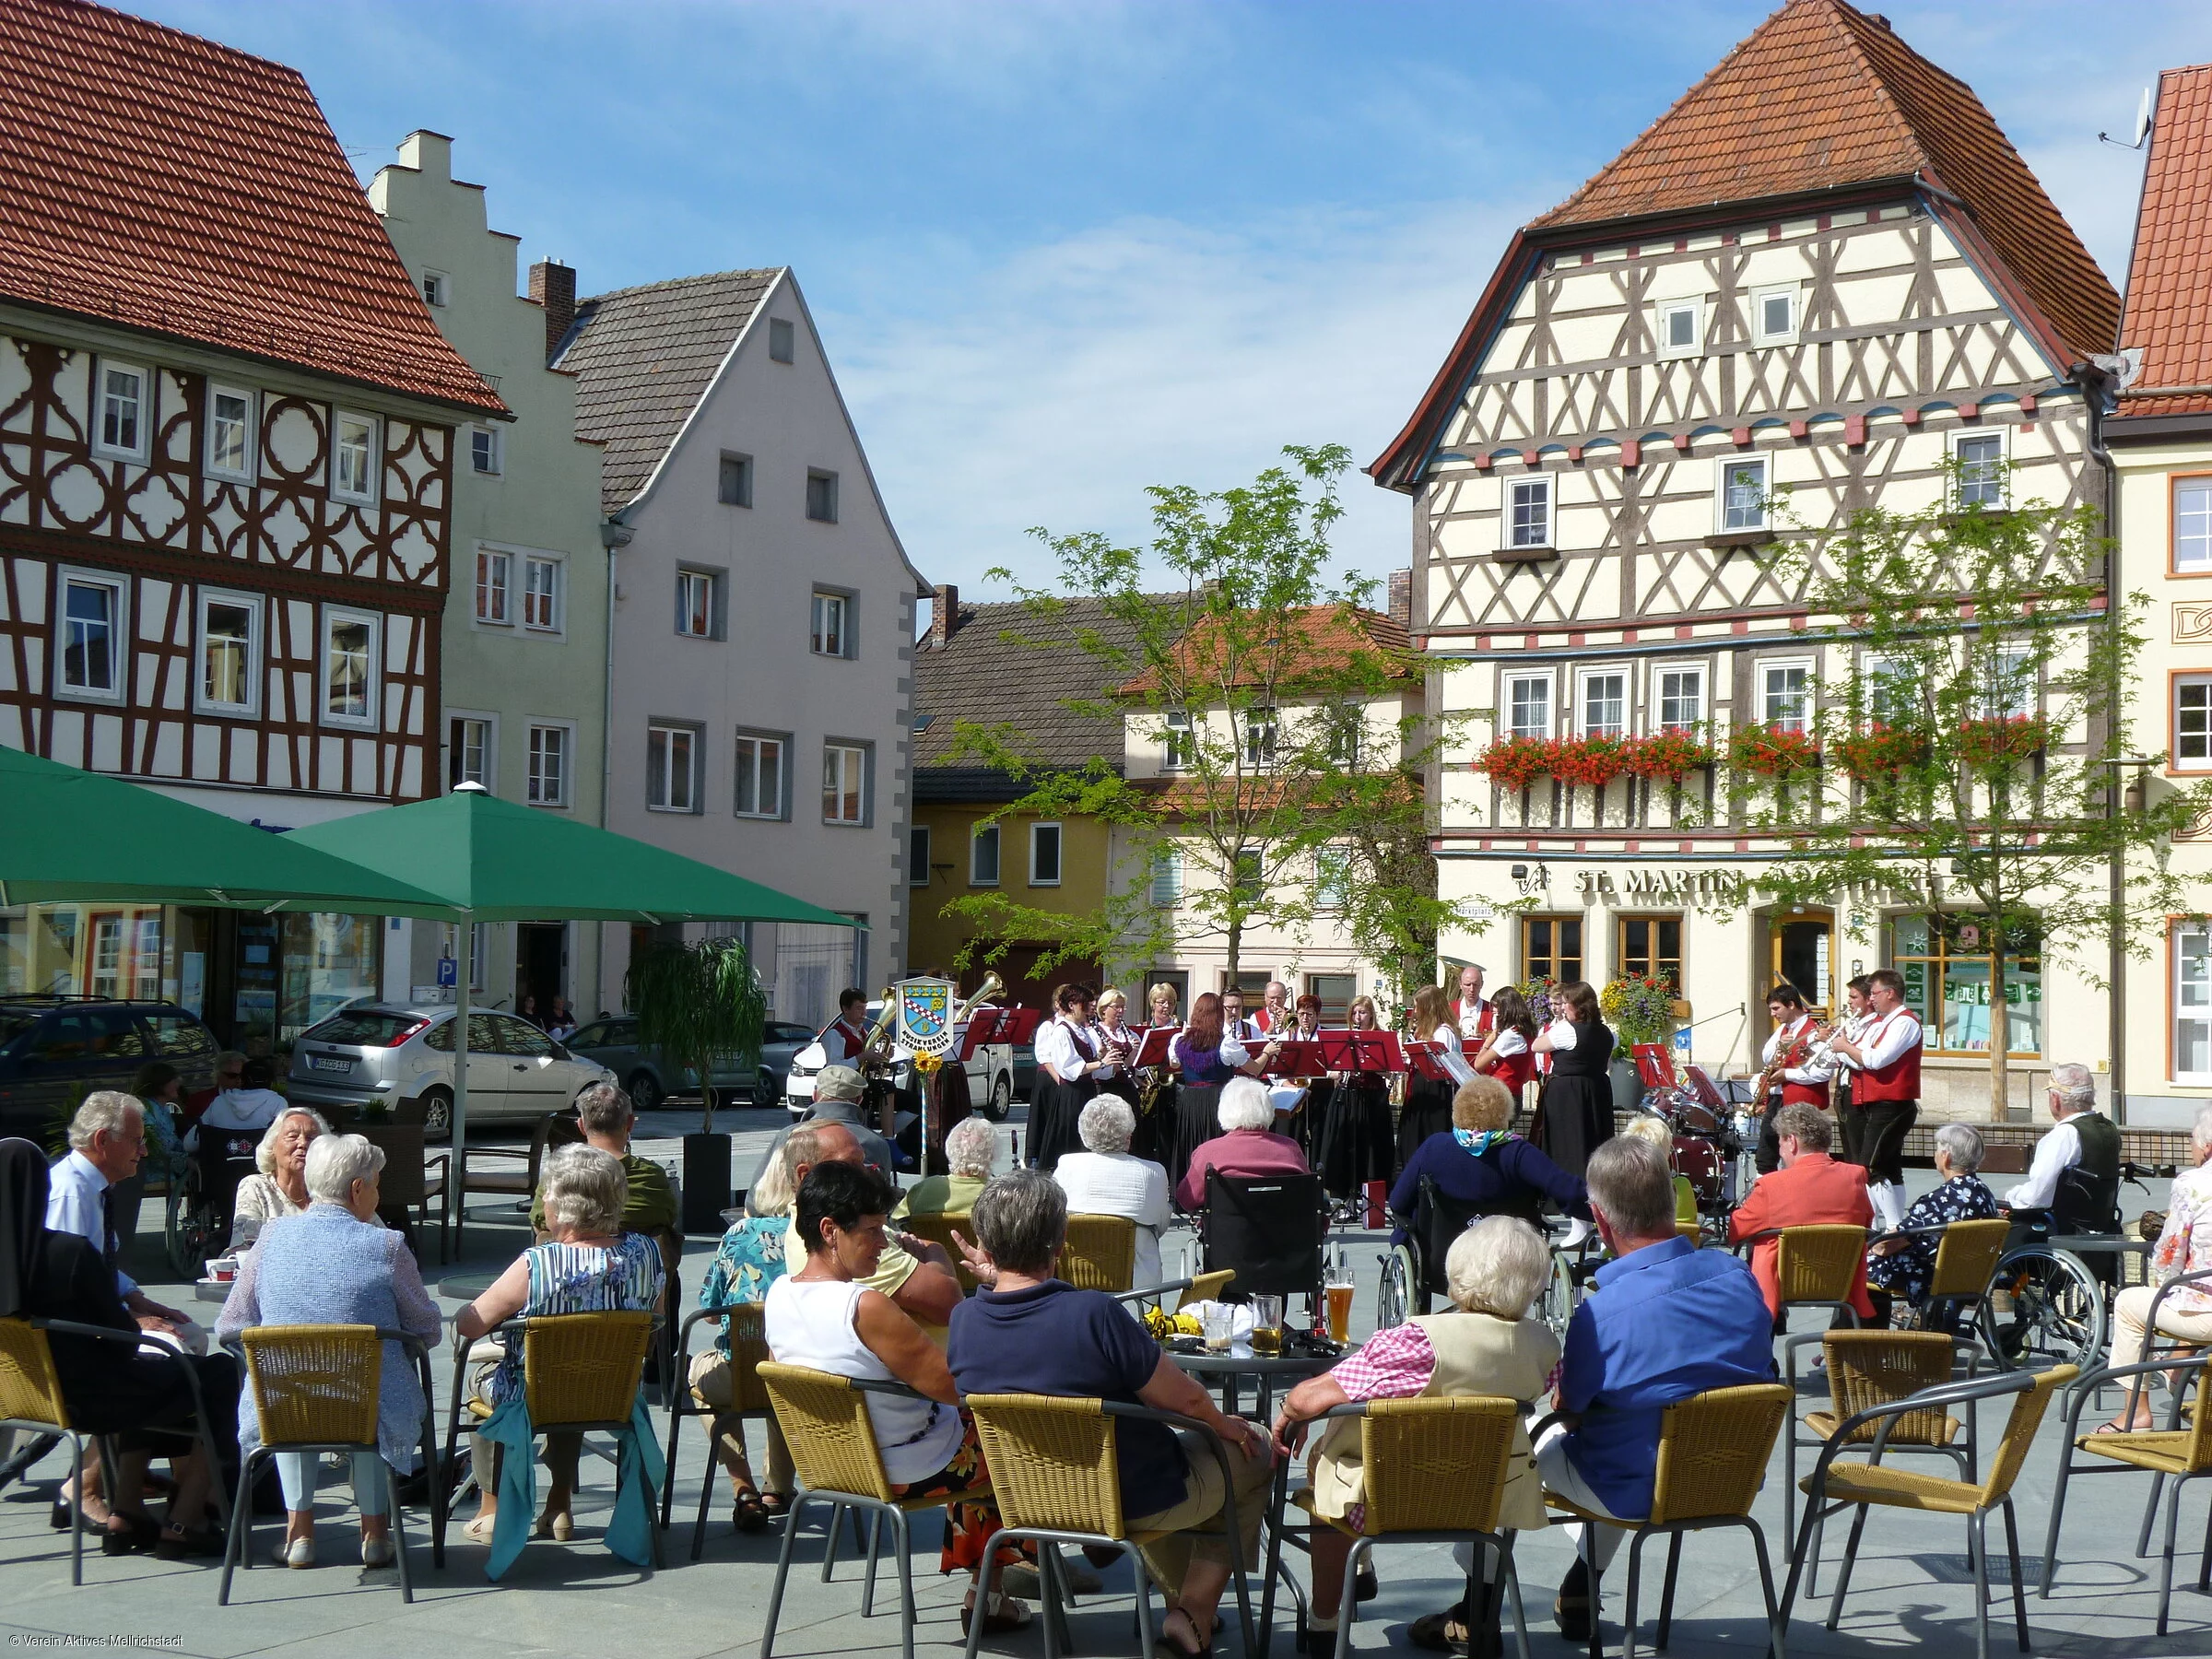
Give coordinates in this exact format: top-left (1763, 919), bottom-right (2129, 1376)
top-left (0, 0), bottom-right (503, 415)
top-left (1119, 604), bottom-right (1417, 697)
top-left (2115, 65), bottom-right (2212, 419)
top-left (1372, 0), bottom-right (2118, 490)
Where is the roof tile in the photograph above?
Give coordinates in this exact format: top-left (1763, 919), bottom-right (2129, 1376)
top-left (2116, 64), bottom-right (2212, 415)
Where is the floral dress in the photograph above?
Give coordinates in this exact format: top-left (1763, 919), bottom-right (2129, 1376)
top-left (485, 1232), bottom-right (665, 1406)
top-left (698, 1214), bottom-right (789, 1353)
top-left (1865, 1173), bottom-right (2000, 1309)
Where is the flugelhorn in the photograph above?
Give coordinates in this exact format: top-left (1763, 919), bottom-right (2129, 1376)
top-left (856, 985), bottom-right (900, 1078)
top-left (951, 972), bottom-right (1006, 1030)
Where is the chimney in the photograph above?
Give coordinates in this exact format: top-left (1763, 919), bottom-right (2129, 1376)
top-left (1387, 567), bottom-right (1413, 632)
top-left (926, 584), bottom-right (960, 648)
top-left (529, 259), bottom-right (576, 364)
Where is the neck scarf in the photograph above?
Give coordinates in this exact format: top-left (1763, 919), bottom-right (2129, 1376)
top-left (1453, 1128), bottom-right (1515, 1159)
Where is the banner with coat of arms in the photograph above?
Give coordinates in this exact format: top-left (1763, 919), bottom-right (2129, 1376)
top-left (894, 976), bottom-right (959, 1058)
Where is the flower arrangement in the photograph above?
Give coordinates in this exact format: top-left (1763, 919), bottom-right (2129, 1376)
top-left (1477, 736), bottom-right (1554, 793)
top-left (1729, 723), bottom-right (1822, 779)
top-left (1600, 973), bottom-right (1678, 1045)
top-left (1622, 730), bottom-right (1716, 783)
top-left (1517, 978), bottom-right (1562, 1027)
top-left (1957, 714), bottom-right (2051, 767)
top-left (1550, 735), bottom-right (1628, 789)
top-left (1832, 723), bottom-right (1926, 782)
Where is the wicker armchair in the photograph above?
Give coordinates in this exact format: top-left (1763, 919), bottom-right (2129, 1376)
top-left (1735, 1223), bottom-right (1868, 1331)
top-left (897, 1211), bottom-right (979, 1291)
top-left (1785, 1364), bottom-right (2076, 1659)
top-left (1543, 1382), bottom-right (1792, 1659)
top-left (1111, 1268), bottom-right (1237, 1321)
top-left (1921, 1218), bottom-right (2014, 1332)
top-left (662, 1300), bottom-right (775, 1559)
top-left (1061, 1213), bottom-right (1138, 1293)
top-left (218, 1324), bottom-right (438, 1605)
top-left (964, 1392), bottom-right (1257, 1659)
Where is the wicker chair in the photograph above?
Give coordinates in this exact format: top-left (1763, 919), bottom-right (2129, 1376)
top-left (1785, 1364), bottom-right (2076, 1659)
top-left (963, 1391), bottom-right (1256, 1659)
top-left (1109, 1268), bottom-right (1236, 1319)
top-left (662, 1300), bottom-right (775, 1559)
top-left (757, 1360), bottom-right (994, 1659)
top-left (433, 1309), bottom-right (658, 1566)
top-left (1286, 1395), bottom-right (1533, 1659)
top-left (899, 1211), bottom-right (979, 1291)
top-left (0, 1315), bottom-right (229, 1587)
top-left (1062, 1213), bottom-right (1138, 1293)
top-left (218, 1324), bottom-right (438, 1605)
top-left (1735, 1224), bottom-right (1868, 1331)
top-left (1919, 1218), bottom-right (2014, 1334)
top-left (1544, 1382), bottom-right (1792, 1659)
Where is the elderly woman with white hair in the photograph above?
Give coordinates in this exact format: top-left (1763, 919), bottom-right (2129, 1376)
top-left (1270, 1216), bottom-right (1561, 1652)
top-left (1175, 1076), bottom-right (1311, 1213)
top-left (904, 1116), bottom-right (1001, 1218)
top-left (215, 1134), bottom-right (441, 1568)
top-left (226, 1105), bottom-right (344, 1251)
top-left (1053, 1097), bottom-right (1173, 1285)
top-left (2103, 1103), bottom-right (2212, 1431)
top-left (1864, 1122), bottom-right (2001, 1329)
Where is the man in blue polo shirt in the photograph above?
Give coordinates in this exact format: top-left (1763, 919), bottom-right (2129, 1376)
top-left (1542, 1135), bottom-right (1772, 1642)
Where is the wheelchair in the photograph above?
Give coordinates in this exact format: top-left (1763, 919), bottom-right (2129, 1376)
top-left (1981, 1160), bottom-right (2155, 1374)
top-left (1374, 1174), bottom-right (1579, 1337)
top-left (168, 1126), bottom-right (262, 1273)
top-left (1200, 1170), bottom-right (1328, 1315)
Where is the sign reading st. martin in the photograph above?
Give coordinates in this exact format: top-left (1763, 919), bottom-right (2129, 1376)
top-left (894, 976), bottom-right (959, 1057)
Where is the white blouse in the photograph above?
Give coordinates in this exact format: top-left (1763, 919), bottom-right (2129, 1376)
top-left (1488, 1029), bottom-right (1529, 1058)
top-left (1541, 1018), bottom-right (1579, 1051)
top-left (1033, 1017), bottom-right (1100, 1083)
top-left (1433, 1024), bottom-right (1477, 1086)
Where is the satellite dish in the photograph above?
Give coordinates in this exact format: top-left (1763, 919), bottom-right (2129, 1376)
top-left (2136, 85), bottom-right (2157, 148)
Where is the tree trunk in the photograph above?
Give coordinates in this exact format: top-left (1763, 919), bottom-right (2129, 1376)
top-left (1988, 951), bottom-right (2010, 1123)
top-left (1224, 918), bottom-right (1242, 996)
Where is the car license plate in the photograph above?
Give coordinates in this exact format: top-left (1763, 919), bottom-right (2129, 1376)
top-left (309, 1054), bottom-right (353, 1073)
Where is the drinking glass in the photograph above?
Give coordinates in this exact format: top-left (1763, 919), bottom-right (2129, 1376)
top-left (1251, 1293), bottom-right (1284, 1357)
top-left (1202, 1306), bottom-right (1235, 1354)
top-left (1324, 1264), bottom-right (1355, 1345)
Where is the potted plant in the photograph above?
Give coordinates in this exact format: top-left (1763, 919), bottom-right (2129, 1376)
top-left (1476, 735), bottom-right (1555, 793)
top-left (1729, 722), bottom-right (1822, 781)
top-left (1600, 973), bottom-right (1678, 1112)
top-left (627, 936), bottom-right (766, 1234)
top-left (1957, 713), bottom-right (2051, 769)
top-left (1832, 723), bottom-right (1926, 783)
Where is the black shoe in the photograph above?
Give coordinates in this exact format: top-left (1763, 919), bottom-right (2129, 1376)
top-left (1407, 1604), bottom-right (1470, 1654)
top-left (1554, 1559), bottom-right (1594, 1642)
top-left (1355, 1564), bottom-right (1379, 1602)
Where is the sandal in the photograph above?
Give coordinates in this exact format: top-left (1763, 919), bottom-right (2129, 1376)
top-left (1157, 1608), bottom-right (1213, 1659)
top-left (731, 1489), bottom-right (769, 1534)
top-left (155, 1523), bottom-right (226, 1560)
top-left (759, 1491), bottom-right (791, 1519)
top-left (960, 1594), bottom-right (1033, 1636)
top-left (100, 1514), bottom-right (161, 1557)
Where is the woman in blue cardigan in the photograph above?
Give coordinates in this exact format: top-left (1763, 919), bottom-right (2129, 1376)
top-left (1388, 1076), bottom-right (1589, 1246)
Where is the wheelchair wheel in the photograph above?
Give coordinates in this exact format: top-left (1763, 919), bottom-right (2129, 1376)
top-left (1538, 1250), bottom-right (1578, 1341)
top-left (165, 1170), bottom-right (218, 1277)
top-left (1980, 1245), bottom-right (2104, 1372)
top-left (1377, 1244), bottom-right (1416, 1330)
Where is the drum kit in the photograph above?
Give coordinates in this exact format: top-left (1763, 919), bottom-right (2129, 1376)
top-left (1628, 1043), bottom-right (1762, 1214)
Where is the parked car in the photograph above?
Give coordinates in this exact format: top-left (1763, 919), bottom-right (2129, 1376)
top-left (284, 1005), bottom-right (613, 1137)
top-left (564, 1015), bottom-right (816, 1111)
top-left (0, 995), bottom-right (220, 1141)
top-left (783, 1000), bottom-right (1018, 1123)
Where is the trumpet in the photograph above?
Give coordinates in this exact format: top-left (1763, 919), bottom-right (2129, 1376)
top-left (952, 972), bottom-right (1006, 1031)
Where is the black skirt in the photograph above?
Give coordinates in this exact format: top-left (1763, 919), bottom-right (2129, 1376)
top-left (1395, 1076), bottom-right (1454, 1176)
top-left (1535, 1075), bottom-right (1610, 1178)
top-left (1171, 1084), bottom-right (1223, 1195)
top-left (1317, 1076), bottom-right (1393, 1198)
top-left (1027, 1074), bottom-right (1096, 1171)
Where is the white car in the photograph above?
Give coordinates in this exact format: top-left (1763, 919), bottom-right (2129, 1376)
top-left (784, 999), bottom-right (1018, 1123)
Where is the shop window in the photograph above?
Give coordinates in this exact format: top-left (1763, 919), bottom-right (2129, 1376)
top-left (1522, 915), bottom-right (1583, 985)
top-left (2179, 924), bottom-right (2212, 1084)
top-left (1618, 915), bottom-right (1682, 990)
top-left (1890, 913), bottom-right (2041, 1057)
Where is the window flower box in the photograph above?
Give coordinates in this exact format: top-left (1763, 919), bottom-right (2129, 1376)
top-left (1621, 731), bottom-right (1716, 783)
top-left (1729, 723), bottom-right (1822, 780)
top-left (1833, 723), bottom-right (1927, 782)
top-left (1476, 736), bottom-right (1555, 793)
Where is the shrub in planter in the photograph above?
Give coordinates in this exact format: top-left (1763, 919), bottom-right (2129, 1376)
top-left (1477, 736), bottom-right (1555, 793)
top-left (1600, 974), bottom-right (1677, 1046)
top-left (1729, 723), bottom-right (1822, 780)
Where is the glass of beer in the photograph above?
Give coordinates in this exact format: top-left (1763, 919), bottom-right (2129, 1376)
top-left (1202, 1306), bottom-right (1235, 1355)
top-left (1251, 1294), bottom-right (1285, 1357)
top-left (1324, 1263), bottom-right (1355, 1346)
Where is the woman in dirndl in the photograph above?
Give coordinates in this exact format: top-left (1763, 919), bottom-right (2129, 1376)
top-left (1168, 992), bottom-right (1247, 1197)
top-left (1471, 985), bottom-right (1542, 1130)
top-left (1026, 982), bottom-right (1102, 1172)
top-left (1532, 979), bottom-right (1616, 1181)
top-left (1395, 983), bottom-right (1476, 1176)
top-left (1316, 994), bottom-right (1394, 1216)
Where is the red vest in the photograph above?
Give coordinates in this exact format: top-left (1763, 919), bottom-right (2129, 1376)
top-left (1455, 999), bottom-right (1495, 1039)
top-left (1775, 1018), bottom-right (1829, 1108)
top-left (823, 1017), bottom-right (866, 1061)
top-left (1493, 1047), bottom-right (1537, 1095)
top-left (1853, 1009), bottom-right (1923, 1103)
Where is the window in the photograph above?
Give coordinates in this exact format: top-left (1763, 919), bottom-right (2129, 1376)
top-left (2177, 478), bottom-right (2212, 573)
top-left (1505, 675), bottom-right (1552, 740)
top-left (331, 412), bottom-right (379, 504)
top-left (910, 826), bottom-right (931, 888)
top-left (733, 732), bottom-right (785, 818)
top-left (769, 317), bottom-right (795, 363)
top-left (1978, 645), bottom-right (2032, 720)
top-left (1315, 845), bottom-right (1351, 912)
top-left (194, 591), bottom-right (258, 715)
top-left (1232, 847), bottom-right (1264, 902)
top-left (646, 724), bottom-right (700, 812)
top-left (1163, 709), bottom-right (1195, 771)
top-left (1762, 661), bottom-right (1811, 733)
top-left (1506, 475), bottom-right (1551, 549)
top-left (1150, 846), bottom-right (1183, 907)
top-left (2176, 924), bottom-right (2212, 1083)
top-left (420, 271), bottom-right (448, 307)
top-left (1656, 666), bottom-right (1704, 732)
top-left (1522, 915), bottom-right (1583, 983)
top-left (321, 609), bottom-right (377, 726)
top-left (1579, 671), bottom-right (1626, 739)
top-left (524, 557), bottom-right (560, 631)
top-left (1751, 286), bottom-right (1797, 344)
top-left (474, 548), bottom-right (511, 625)
top-left (811, 590), bottom-right (852, 657)
top-left (1242, 708), bottom-right (1278, 769)
top-left (1618, 915), bottom-right (1683, 990)
top-left (676, 569), bottom-right (722, 639)
top-left (94, 361), bottom-right (148, 461)
top-left (971, 823), bottom-right (1001, 887)
top-left (1030, 822), bottom-right (1063, 886)
top-left (206, 385), bottom-right (254, 481)
top-left (1892, 913), bottom-right (2041, 1057)
top-left (1951, 429), bottom-right (2006, 510)
top-left (56, 572), bottom-right (124, 700)
top-left (822, 741), bottom-right (868, 825)
top-left (1656, 300), bottom-right (1702, 359)
top-left (449, 715), bottom-right (492, 789)
top-left (526, 724), bottom-right (570, 806)
top-left (718, 453), bottom-right (753, 507)
top-left (469, 426), bottom-right (500, 477)
top-left (1864, 653), bottom-right (1912, 724)
top-left (2176, 675), bottom-right (2212, 770)
top-left (1718, 455), bottom-right (1768, 531)
top-left (806, 469), bottom-right (839, 524)
top-left (1325, 712), bottom-right (1360, 768)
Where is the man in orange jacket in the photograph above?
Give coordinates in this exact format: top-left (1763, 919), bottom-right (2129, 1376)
top-left (1726, 1101), bottom-right (1877, 1324)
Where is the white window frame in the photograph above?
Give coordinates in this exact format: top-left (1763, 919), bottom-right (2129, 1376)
top-left (193, 587), bottom-right (262, 717)
top-left (1150, 845), bottom-right (1183, 908)
top-left (1162, 708), bottom-right (1195, 771)
top-left (448, 712), bottom-right (496, 791)
top-left (2175, 477), bottom-right (2212, 574)
top-left (54, 567), bottom-right (128, 704)
top-left (646, 722), bottom-right (701, 813)
top-left (1030, 821), bottom-right (1064, 887)
top-left (1749, 285), bottom-right (1799, 346)
top-left (420, 270), bottom-right (449, 308)
top-left (1655, 665), bottom-right (1704, 734)
top-left (474, 547), bottom-right (512, 627)
top-left (2176, 674), bottom-right (2212, 772)
top-left (1504, 673), bottom-right (1553, 741)
top-left (92, 359), bottom-right (150, 463)
top-left (1504, 474), bottom-right (1552, 550)
top-left (1863, 652), bottom-right (1911, 724)
top-left (318, 606), bottom-right (380, 730)
top-left (1242, 707), bottom-right (1278, 769)
top-left (1978, 644), bottom-right (2033, 721)
top-left (769, 317), bottom-right (796, 363)
top-left (733, 730), bottom-right (788, 819)
top-left (811, 589), bottom-right (853, 658)
top-left (676, 568), bottom-right (723, 640)
top-left (2177, 923), bottom-right (2212, 1084)
top-left (970, 822), bottom-right (1002, 888)
top-left (1314, 844), bottom-right (1352, 912)
top-left (1717, 454), bottom-right (1769, 532)
top-left (525, 721), bottom-right (574, 808)
top-left (205, 383), bottom-right (256, 483)
top-left (1578, 668), bottom-right (1628, 739)
top-left (523, 555), bottom-right (562, 634)
top-left (1655, 300), bottom-right (1704, 361)
top-left (910, 825), bottom-right (932, 888)
top-left (469, 425), bottom-right (501, 477)
top-left (1949, 426), bottom-right (2008, 510)
top-left (1760, 659), bottom-right (1813, 734)
top-left (330, 410), bottom-right (380, 506)
top-left (822, 740), bottom-right (869, 827)
top-left (806, 468), bottom-right (840, 524)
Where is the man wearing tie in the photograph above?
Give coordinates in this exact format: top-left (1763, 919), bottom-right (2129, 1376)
top-left (44, 1093), bottom-right (194, 1339)
top-left (1453, 963), bottom-right (1494, 1040)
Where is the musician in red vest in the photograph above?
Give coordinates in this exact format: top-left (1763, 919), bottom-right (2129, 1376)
top-left (1825, 967), bottom-right (1924, 1231)
top-left (1753, 985), bottom-right (1830, 1176)
top-left (819, 988), bottom-right (871, 1065)
top-left (1453, 963), bottom-right (1495, 1041)
top-left (1253, 980), bottom-right (1290, 1036)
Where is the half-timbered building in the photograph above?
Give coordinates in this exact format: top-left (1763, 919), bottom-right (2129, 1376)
top-left (1374, 0), bottom-right (2119, 1117)
top-left (0, 0), bottom-right (504, 1044)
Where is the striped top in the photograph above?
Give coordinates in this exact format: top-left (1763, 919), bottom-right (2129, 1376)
top-left (486, 1232), bottom-right (664, 1406)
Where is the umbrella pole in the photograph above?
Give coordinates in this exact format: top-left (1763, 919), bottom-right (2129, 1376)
top-left (450, 963), bottom-right (471, 1255)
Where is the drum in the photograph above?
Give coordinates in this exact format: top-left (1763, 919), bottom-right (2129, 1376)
top-left (1673, 1100), bottom-right (1724, 1138)
top-left (1671, 1134), bottom-right (1725, 1206)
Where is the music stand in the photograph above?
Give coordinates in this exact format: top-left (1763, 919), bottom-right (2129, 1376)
top-left (1631, 1042), bottom-right (1674, 1089)
top-left (1403, 1041), bottom-right (1456, 1082)
top-left (1316, 1029), bottom-right (1406, 1074)
top-left (1132, 1026), bottom-right (1178, 1068)
top-left (1261, 1040), bottom-right (1328, 1077)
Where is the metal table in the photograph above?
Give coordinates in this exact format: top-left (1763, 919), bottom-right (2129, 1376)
top-left (438, 1270), bottom-right (500, 1304)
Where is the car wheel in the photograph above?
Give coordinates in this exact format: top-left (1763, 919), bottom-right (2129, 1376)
top-left (757, 1068), bottom-right (778, 1104)
top-left (418, 1088), bottom-right (453, 1142)
top-left (629, 1070), bottom-right (665, 1112)
top-left (978, 1072), bottom-right (1012, 1124)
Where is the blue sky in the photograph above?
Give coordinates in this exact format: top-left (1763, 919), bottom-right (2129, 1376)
top-left (124, 1), bottom-right (2212, 599)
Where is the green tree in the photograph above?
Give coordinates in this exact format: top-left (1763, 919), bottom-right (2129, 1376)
top-left (625, 937), bottom-right (766, 1134)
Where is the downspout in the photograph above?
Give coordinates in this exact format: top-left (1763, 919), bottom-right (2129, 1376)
top-left (598, 510), bottom-right (635, 1016)
top-left (2076, 359), bottom-right (2124, 1122)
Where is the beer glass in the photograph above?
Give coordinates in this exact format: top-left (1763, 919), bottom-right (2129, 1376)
top-left (1324, 1262), bottom-right (1355, 1345)
top-left (1251, 1294), bottom-right (1285, 1357)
